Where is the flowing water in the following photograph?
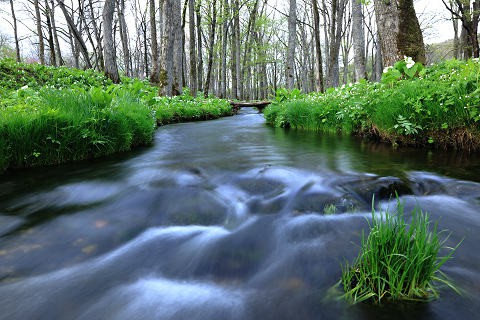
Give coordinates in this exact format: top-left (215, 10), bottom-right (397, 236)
top-left (1, 109), bottom-right (480, 319)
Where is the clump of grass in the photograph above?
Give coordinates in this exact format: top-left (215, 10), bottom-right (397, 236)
top-left (341, 200), bottom-right (460, 304)
top-left (323, 204), bottom-right (337, 215)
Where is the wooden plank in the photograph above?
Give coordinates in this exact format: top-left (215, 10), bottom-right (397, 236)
top-left (229, 101), bottom-right (271, 107)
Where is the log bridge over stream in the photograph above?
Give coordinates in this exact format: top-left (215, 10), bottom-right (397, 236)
top-left (230, 101), bottom-right (271, 113)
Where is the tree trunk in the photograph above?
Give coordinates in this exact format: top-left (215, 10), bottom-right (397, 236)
top-left (9, 0), bottom-right (21, 62)
top-left (118, 0), bottom-right (131, 77)
top-left (233, 0), bottom-right (242, 98)
top-left (188, 0), bottom-right (198, 96)
top-left (150, 0), bottom-right (160, 83)
top-left (34, 0), bottom-right (45, 64)
top-left (373, 32), bottom-right (383, 81)
top-left (103, 0), bottom-right (120, 83)
top-left (160, 0), bottom-right (183, 96)
top-left (312, 0), bottom-right (324, 92)
top-left (196, 1), bottom-right (204, 92)
top-left (327, 0), bottom-right (346, 88)
top-left (44, 0), bottom-right (56, 65)
top-left (49, 0), bottom-right (64, 66)
top-left (57, 0), bottom-right (92, 68)
top-left (88, 0), bottom-right (103, 70)
top-left (219, 0), bottom-right (228, 98)
top-left (160, 0), bottom-right (174, 95)
top-left (352, 0), bottom-right (366, 81)
top-left (204, 0), bottom-right (217, 98)
top-left (173, 0), bottom-right (183, 94)
top-left (374, 0), bottom-right (426, 66)
top-left (285, 0), bottom-right (297, 90)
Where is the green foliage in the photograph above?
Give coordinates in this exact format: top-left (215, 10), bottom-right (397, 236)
top-left (0, 60), bottom-right (232, 173)
top-left (0, 59), bottom-right (111, 91)
top-left (0, 87), bottom-right (156, 171)
top-left (341, 200), bottom-right (460, 304)
top-left (271, 88), bottom-right (305, 104)
top-left (265, 58), bottom-right (480, 149)
top-left (153, 90), bottom-right (232, 125)
top-left (382, 56), bottom-right (425, 85)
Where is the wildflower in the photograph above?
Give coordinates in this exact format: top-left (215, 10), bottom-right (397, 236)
top-left (404, 56), bottom-right (415, 69)
top-left (21, 85), bottom-right (28, 90)
top-left (473, 58), bottom-right (479, 62)
top-left (383, 66), bottom-right (393, 73)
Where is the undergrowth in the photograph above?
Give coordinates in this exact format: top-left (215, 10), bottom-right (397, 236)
top-left (265, 58), bottom-right (480, 150)
top-left (0, 60), bottom-right (232, 173)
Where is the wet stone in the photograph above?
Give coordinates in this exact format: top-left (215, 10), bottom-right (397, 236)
top-left (235, 177), bottom-right (286, 199)
top-left (341, 176), bottom-right (413, 204)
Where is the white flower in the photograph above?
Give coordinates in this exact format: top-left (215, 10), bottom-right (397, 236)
top-left (473, 58), bottom-right (479, 62)
top-left (383, 66), bottom-right (393, 73)
top-left (21, 85), bottom-right (28, 90)
top-left (404, 56), bottom-right (415, 69)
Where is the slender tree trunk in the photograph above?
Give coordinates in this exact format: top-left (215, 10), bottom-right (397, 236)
top-left (161, 0), bottom-right (174, 95)
top-left (103, 0), bottom-right (120, 83)
top-left (57, 0), bottom-right (92, 68)
top-left (233, 0), bottom-right (242, 98)
top-left (196, 1), bottom-right (204, 92)
top-left (34, 0), bottom-right (45, 64)
top-left (204, 0), bottom-right (217, 98)
top-left (327, 0), bottom-right (346, 88)
top-left (9, 0), bottom-right (21, 62)
top-left (285, 0), bottom-right (297, 90)
top-left (44, 0), bottom-right (56, 65)
top-left (88, 0), bottom-right (103, 70)
top-left (149, 0), bottom-right (160, 83)
top-left (230, 13), bottom-right (238, 99)
top-left (312, 0), bottom-right (324, 92)
top-left (188, 0), bottom-right (198, 96)
top-left (352, 0), bottom-right (366, 81)
top-left (118, 0), bottom-right (131, 76)
top-left (219, 0), bottom-right (228, 98)
top-left (374, 32), bottom-right (383, 81)
top-left (173, 0), bottom-right (183, 94)
top-left (49, 0), bottom-right (64, 66)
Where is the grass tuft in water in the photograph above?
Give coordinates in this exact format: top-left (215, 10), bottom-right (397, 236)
top-left (341, 199), bottom-right (461, 304)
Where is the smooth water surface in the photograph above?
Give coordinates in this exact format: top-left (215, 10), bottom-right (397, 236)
top-left (1, 108), bottom-right (480, 319)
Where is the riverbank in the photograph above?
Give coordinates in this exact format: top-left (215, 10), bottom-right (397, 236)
top-left (264, 58), bottom-right (480, 151)
top-left (0, 60), bottom-right (232, 173)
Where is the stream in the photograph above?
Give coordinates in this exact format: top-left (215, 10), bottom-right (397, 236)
top-left (0, 108), bottom-right (479, 319)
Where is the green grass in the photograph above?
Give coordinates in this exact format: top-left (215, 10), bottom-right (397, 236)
top-left (153, 92), bottom-right (232, 125)
top-left (341, 200), bottom-right (460, 304)
top-left (0, 60), bottom-right (232, 173)
top-left (265, 58), bottom-right (480, 150)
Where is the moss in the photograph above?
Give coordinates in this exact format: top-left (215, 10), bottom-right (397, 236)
top-left (397, 0), bottom-right (426, 64)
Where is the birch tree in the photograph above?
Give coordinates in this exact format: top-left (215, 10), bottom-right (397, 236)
top-left (352, 0), bottom-right (366, 81)
top-left (103, 0), bottom-right (120, 82)
top-left (285, 0), bottom-right (297, 90)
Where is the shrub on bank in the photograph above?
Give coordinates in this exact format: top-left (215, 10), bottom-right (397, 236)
top-left (264, 58), bottom-right (480, 150)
